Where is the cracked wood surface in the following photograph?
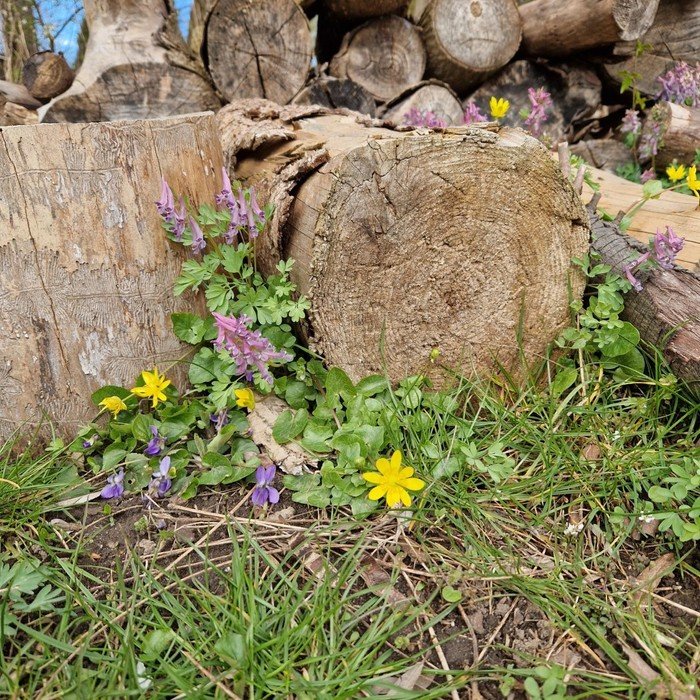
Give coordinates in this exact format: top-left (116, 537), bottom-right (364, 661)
top-left (217, 99), bottom-right (589, 385)
top-left (0, 113), bottom-right (223, 439)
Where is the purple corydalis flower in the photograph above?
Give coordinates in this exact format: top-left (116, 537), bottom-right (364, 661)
top-left (622, 251), bottom-right (651, 292)
top-left (638, 121), bottom-right (662, 161)
top-left (620, 109), bottom-right (641, 137)
top-left (148, 455), bottom-right (172, 498)
top-left (653, 226), bottom-right (684, 270)
top-left (524, 87), bottom-right (552, 136)
top-left (101, 468), bottom-right (125, 499)
top-left (144, 425), bottom-right (165, 456)
top-left (657, 61), bottom-right (700, 107)
top-left (403, 108), bottom-right (447, 128)
top-left (190, 216), bottom-right (206, 254)
top-left (463, 101), bottom-right (487, 125)
top-left (251, 464), bottom-right (280, 507)
top-left (156, 178), bottom-right (175, 222)
top-left (173, 197), bottom-right (186, 241)
top-left (212, 312), bottom-right (292, 384)
top-left (640, 168), bottom-right (656, 183)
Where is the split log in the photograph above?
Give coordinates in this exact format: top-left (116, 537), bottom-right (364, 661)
top-left (589, 207), bottom-right (700, 392)
top-left (217, 99), bottom-right (589, 384)
top-left (604, 0), bottom-right (700, 97)
top-left (293, 76), bottom-right (377, 117)
top-left (330, 16), bottom-right (426, 102)
top-left (22, 51), bottom-right (74, 102)
top-left (205, 0), bottom-right (313, 104)
top-left (0, 113), bottom-right (222, 440)
top-left (642, 102), bottom-right (700, 170)
top-left (520, 0), bottom-right (660, 57)
top-left (383, 80), bottom-right (463, 126)
top-left (322, 0), bottom-right (408, 20)
top-left (420, 0), bottom-right (522, 94)
top-left (0, 79), bottom-right (41, 109)
top-left (39, 0), bottom-right (219, 123)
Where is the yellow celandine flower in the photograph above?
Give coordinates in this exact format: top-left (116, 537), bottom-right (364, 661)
top-left (131, 367), bottom-right (171, 408)
top-left (687, 165), bottom-right (700, 199)
top-left (666, 162), bottom-right (686, 182)
top-left (99, 395), bottom-right (127, 417)
top-left (235, 388), bottom-right (255, 410)
top-left (363, 450), bottom-right (425, 508)
top-left (489, 96), bottom-right (510, 119)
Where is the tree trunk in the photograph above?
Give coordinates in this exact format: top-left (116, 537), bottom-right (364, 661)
top-left (589, 208), bottom-right (700, 393)
top-left (520, 0), bottom-right (660, 57)
top-left (604, 0), bottom-right (700, 97)
top-left (382, 79), bottom-right (463, 126)
top-left (420, 0), bottom-right (522, 94)
top-left (0, 113), bottom-right (222, 440)
top-left (293, 76), bottom-right (377, 117)
top-left (22, 51), bottom-right (74, 102)
top-left (205, 0), bottom-right (313, 104)
top-left (322, 0), bottom-right (408, 20)
top-left (217, 99), bottom-right (589, 385)
top-left (642, 102), bottom-right (700, 170)
top-left (0, 0), bottom-right (38, 82)
top-left (330, 16), bottom-right (426, 102)
top-left (39, 0), bottom-right (220, 123)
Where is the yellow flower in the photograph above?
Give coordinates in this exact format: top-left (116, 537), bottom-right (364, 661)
top-left (489, 96), bottom-right (510, 119)
top-left (687, 165), bottom-right (700, 199)
top-left (99, 395), bottom-right (127, 417)
top-left (666, 162), bottom-right (686, 182)
top-left (235, 388), bottom-right (255, 410)
top-left (363, 450), bottom-right (425, 508)
top-left (131, 367), bottom-right (171, 408)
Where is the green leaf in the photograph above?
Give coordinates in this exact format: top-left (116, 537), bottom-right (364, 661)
top-left (272, 409), bottom-right (309, 444)
top-left (91, 385), bottom-right (130, 406)
top-left (642, 179), bottom-right (664, 199)
top-left (326, 367), bottom-right (356, 404)
top-left (441, 586), bottom-right (462, 603)
top-left (600, 322), bottom-right (640, 358)
top-left (551, 367), bottom-right (578, 398)
top-left (214, 632), bottom-right (246, 666)
top-left (355, 375), bottom-right (388, 396)
top-left (131, 413), bottom-right (155, 443)
top-left (300, 420), bottom-right (334, 454)
top-left (102, 445), bottom-right (127, 470)
top-left (171, 313), bottom-right (214, 345)
top-left (141, 629), bottom-right (175, 660)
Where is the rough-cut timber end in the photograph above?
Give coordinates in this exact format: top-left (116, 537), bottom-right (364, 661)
top-left (22, 51), bottom-right (74, 101)
top-left (383, 79), bottom-right (464, 126)
top-left (612, 0), bottom-right (661, 41)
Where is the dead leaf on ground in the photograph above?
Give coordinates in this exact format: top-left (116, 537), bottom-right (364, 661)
top-left (621, 642), bottom-right (695, 700)
top-left (631, 553), bottom-right (676, 606)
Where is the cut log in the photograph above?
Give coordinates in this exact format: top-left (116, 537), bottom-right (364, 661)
top-left (520, 0), bottom-right (660, 57)
top-left (293, 76), bottom-right (377, 117)
top-left (22, 51), bottom-right (74, 102)
top-left (322, 0), bottom-right (408, 20)
top-left (420, 0), bottom-right (522, 94)
top-left (205, 0), bottom-right (313, 104)
top-left (2, 101), bottom-right (38, 125)
top-left (187, 0), bottom-right (216, 56)
top-left (589, 208), bottom-right (700, 393)
top-left (0, 112), bottom-right (222, 440)
top-left (383, 79), bottom-right (463, 126)
top-left (330, 16), bottom-right (426, 102)
top-left (642, 102), bottom-right (700, 170)
top-left (463, 60), bottom-right (602, 142)
top-left (0, 79), bottom-right (42, 109)
top-left (604, 0), bottom-right (700, 97)
top-left (217, 99), bottom-right (589, 385)
top-left (570, 139), bottom-right (633, 175)
top-left (39, 0), bottom-right (220, 123)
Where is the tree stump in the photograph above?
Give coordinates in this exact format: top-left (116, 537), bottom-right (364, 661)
top-left (293, 76), bottom-right (377, 117)
top-left (205, 0), bottom-right (313, 104)
top-left (217, 99), bottom-right (589, 385)
top-left (643, 102), bottom-right (700, 170)
top-left (520, 0), bottom-right (660, 57)
top-left (0, 113), bottom-right (223, 440)
top-left (330, 16), bottom-right (426, 102)
top-left (39, 0), bottom-right (219, 123)
top-left (22, 51), bottom-right (74, 102)
top-left (383, 80), bottom-right (464, 126)
top-left (322, 0), bottom-right (408, 20)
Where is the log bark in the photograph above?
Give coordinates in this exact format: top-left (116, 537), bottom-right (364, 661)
top-left (382, 79), bottom-right (463, 126)
top-left (0, 79), bottom-right (41, 109)
top-left (589, 208), bottom-right (700, 393)
top-left (205, 0), bottom-right (313, 104)
top-left (604, 0), bottom-right (700, 97)
top-left (187, 0), bottom-right (215, 56)
top-left (322, 0), bottom-right (408, 20)
top-left (217, 99), bottom-right (589, 385)
top-left (293, 76), bottom-right (377, 117)
top-left (39, 0), bottom-right (220, 123)
top-left (330, 16), bottom-right (426, 102)
top-left (22, 51), bottom-right (74, 102)
top-left (520, 0), bottom-right (660, 57)
top-left (0, 113), bottom-right (223, 440)
top-left (643, 102), bottom-right (700, 170)
top-left (420, 0), bottom-right (522, 94)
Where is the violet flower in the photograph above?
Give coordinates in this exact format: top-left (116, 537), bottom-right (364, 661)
top-left (144, 425), bottom-right (165, 456)
top-left (210, 409), bottom-right (229, 431)
top-left (148, 455), bottom-right (172, 498)
top-left (212, 312), bottom-right (292, 383)
top-left (403, 108), bottom-right (447, 128)
top-left (251, 464), bottom-right (280, 507)
top-left (83, 434), bottom-right (98, 449)
top-left (524, 87), bottom-right (552, 136)
top-left (156, 178), bottom-right (175, 223)
top-left (620, 109), bottom-right (641, 136)
top-left (190, 216), bottom-right (206, 254)
top-left (463, 101), bottom-right (487, 124)
top-left (657, 61), bottom-right (700, 107)
top-left (652, 226), bottom-right (684, 270)
top-left (101, 468), bottom-right (125, 499)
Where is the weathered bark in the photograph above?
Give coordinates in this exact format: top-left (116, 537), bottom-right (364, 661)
top-left (589, 208), bottom-right (700, 392)
top-left (293, 76), bottom-right (377, 117)
top-left (205, 0), bottom-right (313, 104)
top-left (188, 0), bottom-right (215, 56)
top-left (420, 0), bottom-right (522, 94)
top-left (39, 0), bottom-right (219, 123)
top-left (463, 60), bottom-right (602, 142)
top-left (383, 80), bottom-right (463, 126)
top-left (604, 0), bottom-right (700, 97)
top-left (2, 101), bottom-right (38, 125)
top-left (217, 99), bottom-right (589, 385)
top-left (22, 51), bottom-right (74, 102)
top-left (0, 113), bottom-right (222, 440)
top-left (520, 0), bottom-right (660, 56)
top-left (322, 0), bottom-right (408, 20)
top-left (330, 16), bottom-right (426, 102)
top-left (643, 102), bottom-right (700, 170)
top-left (0, 79), bottom-right (41, 109)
